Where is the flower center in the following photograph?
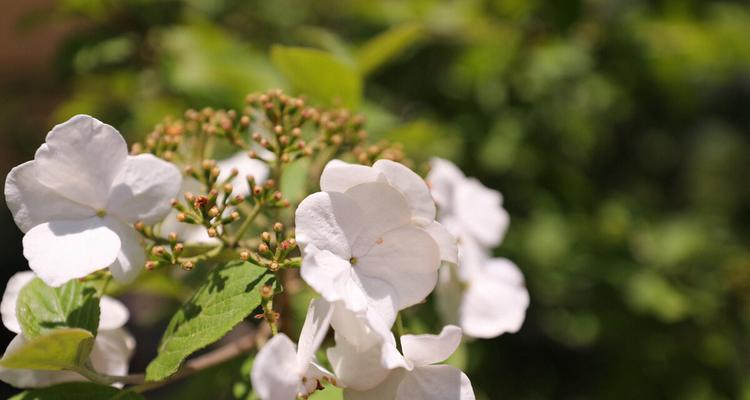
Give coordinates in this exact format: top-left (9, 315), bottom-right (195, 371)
top-left (349, 257), bottom-right (358, 266)
top-left (96, 209), bottom-right (107, 218)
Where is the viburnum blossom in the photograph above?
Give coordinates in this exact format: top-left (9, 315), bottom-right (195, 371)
top-left (334, 325), bottom-right (475, 400)
top-left (250, 299), bottom-right (335, 400)
top-left (0, 272), bottom-right (135, 388)
top-left (295, 159), bottom-right (454, 341)
top-left (428, 158), bottom-right (529, 338)
top-left (4, 115), bottom-right (181, 286)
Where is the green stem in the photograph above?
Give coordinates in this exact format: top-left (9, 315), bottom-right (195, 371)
top-left (394, 312), bottom-right (405, 353)
top-left (228, 204), bottom-right (262, 248)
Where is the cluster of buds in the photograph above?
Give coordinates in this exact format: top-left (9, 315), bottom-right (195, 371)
top-left (245, 90), bottom-right (316, 164)
top-left (351, 140), bottom-right (406, 165)
top-left (131, 117), bottom-right (184, 160)
top-left (134, 224), bottom-right (194, 271)
top-left (240, 222), bottom-right (298, 273)
top-left (315, 108), bottom-right (368, 150)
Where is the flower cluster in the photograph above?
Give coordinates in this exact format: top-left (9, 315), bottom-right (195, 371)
top-left (0, 91), bottom-right (528, 399)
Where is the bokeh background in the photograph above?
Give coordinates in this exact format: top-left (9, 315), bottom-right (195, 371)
top-left (2, 0), bottom-right (750, 398)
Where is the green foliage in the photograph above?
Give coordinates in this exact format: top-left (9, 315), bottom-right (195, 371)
top-left (0, 329), bottom-right (94, 371)
top-left (16, 278), bottom-right (100, 340)
top-left (271, 45), bottom-right (362, 108)
top-left (10, 382), bottom-right (144, 400)
top-left (355, 23), bottom-right (425, 76)
top-left (145, 261), bottom-right (278, 381)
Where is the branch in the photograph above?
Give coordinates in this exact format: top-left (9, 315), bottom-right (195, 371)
top-left (106, 324), bottom-right (270, 393)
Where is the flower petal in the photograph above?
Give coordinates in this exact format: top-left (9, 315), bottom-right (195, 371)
top-left (345, 183), bottom-right (411, 247)
top-left (98, 296), bottom-right (129, 331)
top-left (301, 247), bottom-right (367, 312)
top-left (327, 332), bottom-right (397, 391)
top-left (34, 115), bottom-right (128, 210)
top-left (454, 178), bottom-right (509, 247)
top-left (356, 226), bottom-right (440, 310)
top-left (23, 218), bottom-right (121, 287)
top-left (106, 154), bottom-right (182, 224)
top-left (373, 160), bottom-right (436, 221)
top-left (396, 364), bottom-right (475, 400)
top-left (401, 325), bottom-right (462, 366)
top-left (319, 160), bottom-right (385, 192)
top-left (296, 298), bottom-right (333, 370)
top-left (104, 218), bottom-right (145, 284)
top-left (89, 328), bottom-right (135, 377)
top-left (5, 161), bottom-right (95, 233)
top-left (0, 272), bottom-right (36, 334)
top-left (296, 191), bottom-right (363, 259)
top-left (427, 157), bottom-right (465, 213)
top-left (422, 221), bottom-right (458, 264)
top-left (460, 258), bottom-right (529, 338)
top-left (344, 369), bottom-right (406, 400)
top-left (0, 335), bottom-right (81, 388)
top-left (217, 152), bottom-right (269, 196)
top-left (251, 333), bottom-right (302, 400)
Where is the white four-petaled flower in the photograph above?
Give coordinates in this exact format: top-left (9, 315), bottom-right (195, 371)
top-left (0, 272), bottom-right (135, 388)
top-left (5, 115), bottom-right (181, 286)
top-left (428, 158), bottom-right (529, 338)
top-left (250, 299), bottom-right (334, 400)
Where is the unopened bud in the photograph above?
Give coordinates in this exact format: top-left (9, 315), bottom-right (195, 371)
top-left (280, 153), bottom-right (290, 163)
top-left (201, 159), bottom-right (215, 170)
top-left (208, 206), bottom-right (220, 218)
top-left (273, 222), bottom-right (283, 232)
top-left (207, 227), bottom-right (218, 237)
top-left (223, 183), bottom-right (233, 194)
top-left (177, 212), bottom-right (187, 222)
top-left (260, 285), bottom-right (274, 298)
top-left (210, 167), bottom-right (220, 178)
top-left (274, 125), bottom-right (283, 134)
top-left (151, 246), bottom-right (166, 256)
top-left (291, 128), bottom-right (301, 137)
top-left (184, 192), bottom-right (195, 203)
top-left (230, 211), bottom-right (240, 221)
top-left (173, 243), bottom-right (184, 255)
top-left (272, 191), bottom-right (283, 201)
top-left (168, 232), bottom-right (178, 243)
top-left (258, 243), bottom-right (269, 253)
top-left (134, 221), bottom-right (145, 231)
top-left (252, 132), bottom-right (262, 142)
top-left (264, 179), bottom-right (276, 189)
top-left (261, 231), bottom-right (271, 243)
top-left (239, 250), bottom-right (250, 261)
top-left (145, 261), bottom-right (158, 271)
top-left (278, 135), bottom-right (289, 146)
top-left (253, 186), bottom-right (263, 196)
top-left (269, 261), bottom-right (280, 272)
top-left (287, 238), bottom-right (297, 248)
top-left (181, 261), bottom-right (195, 271)
top-left (240, 115), bottom-right (250, 126)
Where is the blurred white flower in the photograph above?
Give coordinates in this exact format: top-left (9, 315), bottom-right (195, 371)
top-left (339, 325), bottom-right (475, 400)
top-left (0, 272), bottom-right (135, 388)
top-left (428, 158), bottom-right (529, 338)
top-left (295, 160), bottom-right (448, 343)
top-left (251, 299), bottom-right (334, 400)
top-left (216, 151), bottom-right (269, 197)
top-left (4, 115), bottom-right (181, 286)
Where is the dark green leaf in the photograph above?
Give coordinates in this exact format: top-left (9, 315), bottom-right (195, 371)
top-left (145, 261), bottom-right (277, 381)
top-left (10, 382), bottom-right (144, 400)
top-left (16, 278), bottom-right (100, 340)
top-left (355, 23), bottom-right (425, 77)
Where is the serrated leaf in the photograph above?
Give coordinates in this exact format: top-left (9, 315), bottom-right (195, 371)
top-left (145, 261), bottom-right (277, 381)
top-left (0, 328), bottom-right (94, 370)
top-left (10, 382), bottom-right (144, 400)
top-left (356, 23), bottom-right (425, 77)
top-left (270, 45), bottom-right (362, 108)
top-left (16, 278), bottom-right (100, 340)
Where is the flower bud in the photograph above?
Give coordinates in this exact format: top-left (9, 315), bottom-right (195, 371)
top-left (207, 206), bottom-right (220, 218)
top-left (145, 261), bottom-right (158, 271)
top-left (269, 261), bottom-right (279, 272)
top-left (230, 211), bottom-right (240, 221)
top-left (181, 260), bottom-right (195, 271)
top-left (177, 212), bottom-right (187, 222)
top-left (274, 125), bottom-right (283, 134)
top-left (184, 192), bottom-right (196, 203)
top-left (258, 243), bottom-right (269, 253)
top-left (134, 221), bottom-right (145, 232)
top-left (260, 285), bottom-right (274, 298)
top-left (291, 128), bottom-right (301, 137)
top-left (173, 243), bottom-right (184, 255)
top-left (261, 231), bottom-right (271, 243)
top-left (240, 115), bottom-right (250, 126)
top-left (167, 232), bottom-right (178, 243)
top-left (239, 250), bottom-right (250, 261)
top-left (223, 183), bottom-right (233, 194)
top-left (273, 222), bottom-right (283, 232)
top-left (151, 246), bottom-right (166, 257)
top-left (264, 179), bottom-right (276, 189)
top-left (207, 227), bottom-right (218, 237)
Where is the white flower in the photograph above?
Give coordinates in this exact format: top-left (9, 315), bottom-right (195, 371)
top-left (428, 158), bottom-right (529, 338)
top-left (295, 159), bottom-right (451, 343)
top-left (0, 272), bottom-right (135, 388)
top-left (251, 299), bottom-right (334, 400)
top-left (335, 325), bottom-right (475, 400)
top-left (4, 115), bottom-right (181, 286)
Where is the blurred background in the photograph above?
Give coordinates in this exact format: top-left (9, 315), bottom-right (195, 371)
top-left (2, 0), bottom-right (750, 398)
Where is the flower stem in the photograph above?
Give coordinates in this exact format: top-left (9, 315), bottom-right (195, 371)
top-left (228, 204), bottom-right (262, 248)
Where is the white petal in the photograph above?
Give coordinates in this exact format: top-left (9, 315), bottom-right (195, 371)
top-left (401, 325), bottom-right (462, 366)
top-left (251, 334), bottom-right (301, 400)
top-left (345, 183), bottom-right (411, 248)
top-left (23, 218), bottom-right (121, 287)
top-left (329, 301), bottom-right (399, 361)
top-left (396, 365), bottom-right (475, 400)
top-left (0, 272), bottom-right (36, 334)
top-left (422, 221), bottom-right (458, 264)
top-left (301, 361), bottom-right (336, 395)
top-left (0, 335), bottom-right (81, 388)
top-left (295, 192), bottom-right (363, 259)
top-left (460, 258), bottom-right (529, 338)
top-left (356, 226), bottom-right (440, 311)
top-left (373, 159), bottom-right (436, 221)
top-left (427, 157), bottom-right (465, 213)
top-left (106, 154), bottom-right (182, 224)
top-left (344, 369), bottom-right (405, 400)
top-left (320, 160), bottom-right (385, 192)
top-left (217, 152), bottom-right (269, 196)
top-left (104, 218), bottom-right (145, 284)
top-left (327, 332), bottom-right (396, 391)
top-left (34, 115), bottom-right (128, 210)
top-left (301, 247), bottom-right (367, 312)
top-left (5, 161), bottom-right (95, 233)
top-left (454, 178), bottom-right (509, 247)
top-left (89, 328), bottom-right (135, 377)
top-left (296, 298), bottom-right (333, 370)
top-left (435, 264), bottom-right (462, 327)
top-left (98, 296), bottom-right (129, 330)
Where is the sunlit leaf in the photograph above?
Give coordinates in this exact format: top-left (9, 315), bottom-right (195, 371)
top-left (10, 382), bottom-right (144, 400)
top-left (0, 329), bottom-right (94, 371)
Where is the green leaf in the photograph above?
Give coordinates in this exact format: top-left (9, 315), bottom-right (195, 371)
top-left (355, 23), bottom-right (425, 77)
top-left (10, 382), bottom-right (144, 400)
top-left (270, 45), bottom-right (362, 108)
top-left (16, 278), bottom-right (100, 340)
top-left (145, 261), bottom-right (278, 381)
top-left (0, 328), bottom-right (94, 370)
